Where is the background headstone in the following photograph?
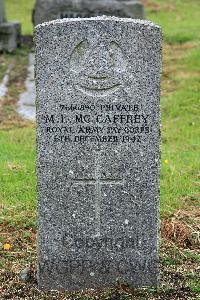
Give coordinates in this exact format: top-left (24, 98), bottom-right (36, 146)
top-left (17, 53), bottom-right (36, 121)
top-left (0, 0), bottom-right (21, 52)
top-left (35, 16), bottom-right (161, 291)
top-left (0, 0), bottom-right (6, 23)
top-left (33, 0), bottom-right (144, 26)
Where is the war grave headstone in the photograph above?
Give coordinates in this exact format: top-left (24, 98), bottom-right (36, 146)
top-left (33, 0), bottom-right (144, 26)
top-left (0, 0), bottom-right (21, 52)
top-left (35, 16), bottom-right (162, 291)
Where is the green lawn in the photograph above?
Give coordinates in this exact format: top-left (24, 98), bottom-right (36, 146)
top-left (0, 0), bottom-right (200, 227)
top-left (0, 128), bottom-right (36, 227)
top-left (147, 0), bottom-right (200, 43)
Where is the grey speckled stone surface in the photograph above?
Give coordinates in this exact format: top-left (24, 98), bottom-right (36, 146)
top-left (33, 0), bottom-right (144, 26)
top-left (35, 16), bottom-right (162, 291)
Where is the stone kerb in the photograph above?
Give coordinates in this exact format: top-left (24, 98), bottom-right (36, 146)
top-left (0, 0), bottom-right (21, 52)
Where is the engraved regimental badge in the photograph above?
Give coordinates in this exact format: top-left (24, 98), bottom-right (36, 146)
top-left (70, 39), bottom-right (127, 97)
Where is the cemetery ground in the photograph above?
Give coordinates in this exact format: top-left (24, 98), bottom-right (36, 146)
top-left (0, 0), bottom-right (199, 299)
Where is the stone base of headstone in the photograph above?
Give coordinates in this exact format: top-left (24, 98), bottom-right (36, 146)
top-left (0, 21), bottom-right (21, 52)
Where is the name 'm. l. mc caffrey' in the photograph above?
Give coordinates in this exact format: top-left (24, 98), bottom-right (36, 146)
top-left (35, 17), bottom-right (162, 291)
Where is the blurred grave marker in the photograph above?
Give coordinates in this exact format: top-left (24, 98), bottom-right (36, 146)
top-left (0, 0), bottom-right (21, 52)
top-left (33, 0), bottom-right (144, 26)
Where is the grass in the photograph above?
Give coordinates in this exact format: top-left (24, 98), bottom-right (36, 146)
top-left (0, 237), bottom-right (199, 299)
top-left (146, 0), bottom-right (200, 215)
top-left (0, 128), bottom-right (36, 227)
top-left (160, 43), bottom-right (200, 213)
top-left (146, 0), bottom-right (200, 43)
top-left (0, 46), bottom-right (36, 227)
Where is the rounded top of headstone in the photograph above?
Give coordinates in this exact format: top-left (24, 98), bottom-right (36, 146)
top-left (35, 15), bottom-right (159, 31)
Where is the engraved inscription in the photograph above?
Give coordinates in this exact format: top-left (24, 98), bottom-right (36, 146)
top-left (70, 40), bottom-right (127, 97)
top-left (39, 257), bottom-right (156, 277)
top-left (72, 151), bottom-right (124, 237)
top-left (41, 103), bottom-right (151, 144)
top-left (59, 12), bottom-right (98, 18)
top-left (61, 235), bottom-right (155, 252)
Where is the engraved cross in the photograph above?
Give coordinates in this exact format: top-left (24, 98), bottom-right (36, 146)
top-left (72, 151), bottom-right (124, 237)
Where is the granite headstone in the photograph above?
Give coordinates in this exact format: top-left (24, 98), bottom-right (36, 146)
top-left (35, 16), bottom-right (162, 291)
top-left (0, 0), bottom-right (21, 52)
top-left (33, 0), bottom-right (144, 26)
